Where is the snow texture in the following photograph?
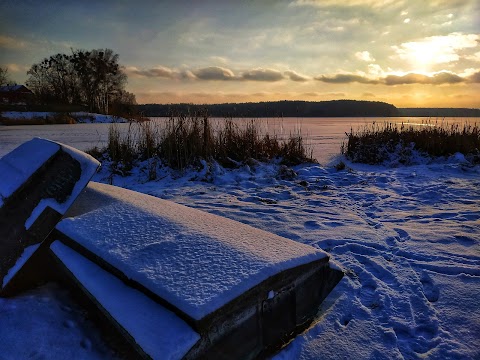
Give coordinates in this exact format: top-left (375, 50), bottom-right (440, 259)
top-left (0, 137), bottom-right (59, 207)
top-left (2, 244), bottom-right (40, 287)
top-left (70, 112), bottom-right (128, 123)
top-left (0, 282), bottom-right (118, 360)
top-left (51, 241), bottom-right (200, 360)
top-left (22, 141), bottom-right (99, 230)
top-left (0, 111), bottom-right (56, 119)
top-left (0, 138), bottom-right (100, 214)
top-left (1, 119), bottom-right (479, 359)
top-left (94, 155), bottom-right (480, 360)
top-left (57, 181), bottom-right (328, 320)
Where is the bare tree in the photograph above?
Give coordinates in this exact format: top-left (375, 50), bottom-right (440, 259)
top-left (70, 49), bottom-right (127, 113)
top-left (26, 48), bottom-right (128, 113)
top-left (0, 67), bottom-right (12, 86)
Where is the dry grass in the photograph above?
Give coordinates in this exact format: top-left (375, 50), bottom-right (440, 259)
top-left (343, 120), bottom-right (480, 164)
top-left (88, 114), bottom-right (315, 175)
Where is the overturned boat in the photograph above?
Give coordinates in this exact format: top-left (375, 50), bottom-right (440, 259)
top-left (0, 139), bottom-right (343, 359)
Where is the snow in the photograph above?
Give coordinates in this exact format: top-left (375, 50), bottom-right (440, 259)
top-left (0, 137), bottom-right (59, 206)
top-left (22, 141), bottom-right (100, 229)
top-left (92, 155), bottom-right (479, 359)
top-left (0, 111), bottom-right (56, 119)
top-left (50, 241), bottom-right (200, 360)
top-left (0, 138), bottom-right (99, 212)
top-left (0, 137), bottom-right (99, 227)
top-left (0, 282), bottom-right (118, 360)
top-left (2, 244), bottom-right (40, 287)
top-left (0, 119), bottom-right (479, 359)
top-left (57, 181), bottom-right (328, 320)
top-left (0, 111), bottom-right (128, 123)
top-left (70, 112), bottom-right (128, 123)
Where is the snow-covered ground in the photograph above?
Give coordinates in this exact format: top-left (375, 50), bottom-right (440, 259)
top-left (0, 111), bottom-right (128, 123)
top-left (0, 119), bottom-right (479, 359)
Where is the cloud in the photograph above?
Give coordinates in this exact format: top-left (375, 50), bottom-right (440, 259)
top-left (192, 66), bottom-right (236, 80)
top-left (355, 51), bottom-right (375, 62)
top-left (326, 92), bottom-right (347, 97)
top-left (209, 56), bottom-right (229, 64)
top-left (468, 71), bottom-right (480, 83)
top-left (384, 71), bottom-right (464, 85)
top-left (284, 70), bottom-right (309, 82)
top-left (126, 66), bottom-right (177, 79)
top-left (465, 51), bottom-right (480, 62)
top-left (362, 92), bottom-right (376, 97)
top-left (127, 65), bottom-right (289, 82)
top-left (315, 74), bottom-right (379, 84)
top-left (289, 0), bottom-right (400, 8)
top-left (241, 68), bottom-right (285, 81)
top-left (392, 33), bottom-right (480, 66)
top-left (315, 70), bottom-right (469, 85)
top-left (0, 35), bottom-right (28, 49)
top-left (5, 63), bottom-right (29, 73)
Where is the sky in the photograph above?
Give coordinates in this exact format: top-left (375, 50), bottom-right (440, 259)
top-left (1, 0), bottom-right (479, 108)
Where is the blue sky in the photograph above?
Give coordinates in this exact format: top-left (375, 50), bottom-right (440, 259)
top-left (1, 0), bottom-right (479, 107)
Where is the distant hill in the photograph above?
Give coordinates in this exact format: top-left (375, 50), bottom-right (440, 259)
top-left (137, 100), bottom-right (400, 118)
top-left (399, 108), bottom-right (480, 117)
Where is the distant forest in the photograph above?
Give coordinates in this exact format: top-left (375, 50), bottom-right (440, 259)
top-left (136, 100), bottom-right (480, 118)
top-left (398, 108), bottom-right (480, 117)
top-left (136, 100), bottom-right (400, 117)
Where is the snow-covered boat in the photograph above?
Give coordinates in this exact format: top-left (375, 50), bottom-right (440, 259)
top-left (0, 138), bottom-right (99, 295)
top-left (0, 139), bottom-right (343, 359)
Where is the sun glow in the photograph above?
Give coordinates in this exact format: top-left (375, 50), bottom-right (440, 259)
top-left (393, 33), bottom-right (479, 72)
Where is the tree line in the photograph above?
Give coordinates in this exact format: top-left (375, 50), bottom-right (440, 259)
top-left (137, 100), bottom-right (400, 118)
top-left (26, 48), bottom-right (136, 114)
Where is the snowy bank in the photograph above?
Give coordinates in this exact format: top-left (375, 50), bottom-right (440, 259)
top-left (93, 157), bottom-right (480, 360)
top-left (0, 146), bottom-right (479, 359)
top-left (0, 111), bottom-right (129, 124)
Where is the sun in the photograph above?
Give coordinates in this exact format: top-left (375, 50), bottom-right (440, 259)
top-left (396, 39), bottom-right (454, 72)
top-left (405, 43), bottom-right (441, 72)
top-left (393, 33), bottom-right (478, 73)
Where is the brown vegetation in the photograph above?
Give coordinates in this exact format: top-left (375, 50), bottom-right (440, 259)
top-left (88, 114), bottom-right (315, 174)
top-left (343, 120), bottom-right (480, 164)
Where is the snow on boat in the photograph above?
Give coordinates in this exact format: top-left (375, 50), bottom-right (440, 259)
top-left (52, 181), bottom-right (343, 359)
top-left (0, 138), bottom-right (100, 294)
top-left (0, 139), bottom-right (343, 359)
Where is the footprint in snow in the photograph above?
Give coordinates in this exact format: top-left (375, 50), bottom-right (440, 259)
top-left (385, 236), bottom-right (397, 247)
top-left (341, 314), bottom-right (352, 327)
top-left (394, 228), bottom-right (410, 242)
top-left (360, 284), bottom-right (380, 309)
top-left (420, 273), bottom-right (440, 303)
top-left (80, 338), bottom-right (92, 350)
top-left (304, 220), bottom-right (321, 229)
top-left (415, 324), bottom-right (438, 341)
top-left (455, 235), bottom-right (476, 247)
top-left (324, 221), bottom-right (344, 228)
top-left (63, 319), bottom-right (76, 329)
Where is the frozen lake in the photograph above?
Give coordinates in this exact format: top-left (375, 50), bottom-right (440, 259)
top-left (1, 117), bottom-right (478, 164)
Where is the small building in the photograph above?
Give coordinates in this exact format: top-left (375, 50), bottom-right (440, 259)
top-left (0, 85), bottom-right (34, 105)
